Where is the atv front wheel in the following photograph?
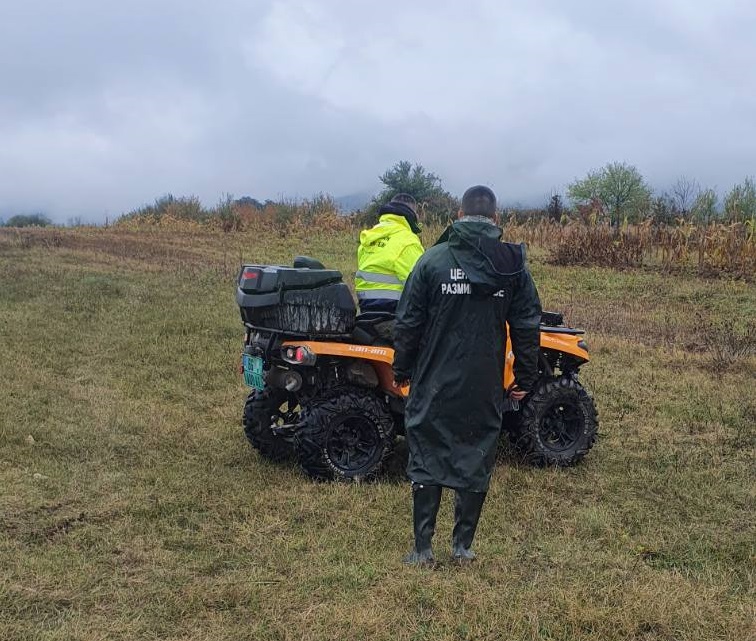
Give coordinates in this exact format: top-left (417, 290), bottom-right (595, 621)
top-left (510, 376), bottom-right (598, 466)
top-left (296, 387), bottom-right (395, 481)
top-left (243, 389), bottom-right (297, 462)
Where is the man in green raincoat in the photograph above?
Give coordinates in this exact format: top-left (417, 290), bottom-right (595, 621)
top-left (393, 185), bottom-right (542, 565)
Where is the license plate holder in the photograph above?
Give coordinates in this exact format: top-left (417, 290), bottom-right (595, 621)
top-left (242, 354), bottom-right (265, 390)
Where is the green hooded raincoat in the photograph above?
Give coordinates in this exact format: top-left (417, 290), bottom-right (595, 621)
top-left (393, 218), bottom-right (542, 492)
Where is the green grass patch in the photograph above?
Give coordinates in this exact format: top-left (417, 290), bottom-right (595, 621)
top-left (1, 229), bottom-right (754, 640)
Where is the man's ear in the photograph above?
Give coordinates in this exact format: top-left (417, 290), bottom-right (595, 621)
top-left (456, 209), bottom-right (464, 220)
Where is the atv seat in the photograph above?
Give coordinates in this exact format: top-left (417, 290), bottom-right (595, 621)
top-left (541, 310), bottom-right (564, 326)
top-left (352, 312), bottom-right (395, 347)
top-left (292, 255), bottom-right (326, 269)
top-left (355, 311), bottom-right (395, 326)
top-left (539, 310), bottom-right (584, 334)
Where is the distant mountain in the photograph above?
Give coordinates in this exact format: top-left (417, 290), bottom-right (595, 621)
top-left (335, 191), bottom-right (373, 213)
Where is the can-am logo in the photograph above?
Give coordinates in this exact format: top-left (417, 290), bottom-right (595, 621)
top-left (347, 345), bottom-right (389, 357)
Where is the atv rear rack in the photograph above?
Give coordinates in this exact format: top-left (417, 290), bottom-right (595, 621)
top-left (539, 326), bottom-right (585, 335)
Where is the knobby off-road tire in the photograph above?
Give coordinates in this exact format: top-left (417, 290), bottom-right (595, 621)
top-left (242, 389), bottom-right (296, 462)
top-left (296, 387), bottom-right (396, 482)
top-left (510, 376), bottom-right (598, 466)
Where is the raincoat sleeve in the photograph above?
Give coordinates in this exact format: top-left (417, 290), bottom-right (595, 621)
top-left (507, 267), bottom-right (542, 392)
top-left (392, 261), bottom-right (428, 382)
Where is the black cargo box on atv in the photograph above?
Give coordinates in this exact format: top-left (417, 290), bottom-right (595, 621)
top-left (236, 265), bottom-right (356, 336)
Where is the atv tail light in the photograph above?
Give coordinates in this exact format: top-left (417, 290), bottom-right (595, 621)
top-left (282, 345), bottom-right (316, 366)
top-left (577, 340), bottom-right (588, 351)
top-left (239, 266), bottom-right (262, 289)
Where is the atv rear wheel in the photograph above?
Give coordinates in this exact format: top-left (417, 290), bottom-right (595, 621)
top-left (243, 389), bottom-right (297, 462)
top-left (510, 376), bottom-right (598, 466)
top-left (296, 387), bottom-right (395, 481)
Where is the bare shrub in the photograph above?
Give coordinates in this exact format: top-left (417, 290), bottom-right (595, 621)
top-left (549, 221), bottom-right (650, 268)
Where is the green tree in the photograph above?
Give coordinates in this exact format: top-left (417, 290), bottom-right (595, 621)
top-left (4, 213), bottom-right (52, 227)
top-left (691, 188), bottom-right (719, 224)
top-left (568, 162), bottom-right (652, 225)
top-left (723, 177), bottom-right (756, 223)
top-left (366, 161), bottom-right (459, 224)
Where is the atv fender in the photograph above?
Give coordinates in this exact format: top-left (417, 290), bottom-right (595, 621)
top-left (503, 331), bottom-right (589, 390)
top-left (282, 340), bottom-right (403, 396)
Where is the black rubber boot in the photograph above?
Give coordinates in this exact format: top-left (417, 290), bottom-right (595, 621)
top-left (451, 490), bottom-right (487, 564)
top-left (402, 484), bottom-right (443, 567)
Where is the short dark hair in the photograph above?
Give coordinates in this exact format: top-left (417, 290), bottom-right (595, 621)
top-left (461, 185), bottom-right (497, 218)
top-left (390, 193), bottom-right (417, 212)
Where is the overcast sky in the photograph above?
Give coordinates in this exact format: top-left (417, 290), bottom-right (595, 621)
top-left (1, 0), bottom-right (755, 222)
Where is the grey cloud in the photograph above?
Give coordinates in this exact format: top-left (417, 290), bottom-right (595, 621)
top-left (1, 0), bottom-right (754, 221)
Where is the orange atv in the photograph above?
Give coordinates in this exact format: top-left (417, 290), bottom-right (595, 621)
top-left (237, 257), bottom-right (598, 481)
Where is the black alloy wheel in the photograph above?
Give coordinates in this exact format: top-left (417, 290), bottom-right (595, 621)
top-left (324, 413), bottom-right (385, 474)
top-left (295, 387), bottom-right (395, 481)
top-left (538, 400), bottom-right (584, 452)
top-left (509, 376), bottom-right (598, 466)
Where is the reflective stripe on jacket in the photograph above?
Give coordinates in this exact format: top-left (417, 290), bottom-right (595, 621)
top-left (355, 214), bottom-right (424, 299)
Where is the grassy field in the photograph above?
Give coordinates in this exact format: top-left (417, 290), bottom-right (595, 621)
top-left (1, 226), bottom-right (754, 641)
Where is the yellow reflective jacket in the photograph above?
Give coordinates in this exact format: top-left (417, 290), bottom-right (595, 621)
top-left (356, 214), bottom-right (424, 303)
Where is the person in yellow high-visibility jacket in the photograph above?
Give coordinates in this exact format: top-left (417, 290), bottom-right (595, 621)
top-left (356, 193), bottom-right (425, 314)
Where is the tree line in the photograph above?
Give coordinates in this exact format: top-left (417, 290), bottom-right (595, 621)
top-left (2, 161), bottom-right (754, 227)
top-left (566, 163), bottom-right (754, 226)
top-left (371, 160), bottom-right (754, 227)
